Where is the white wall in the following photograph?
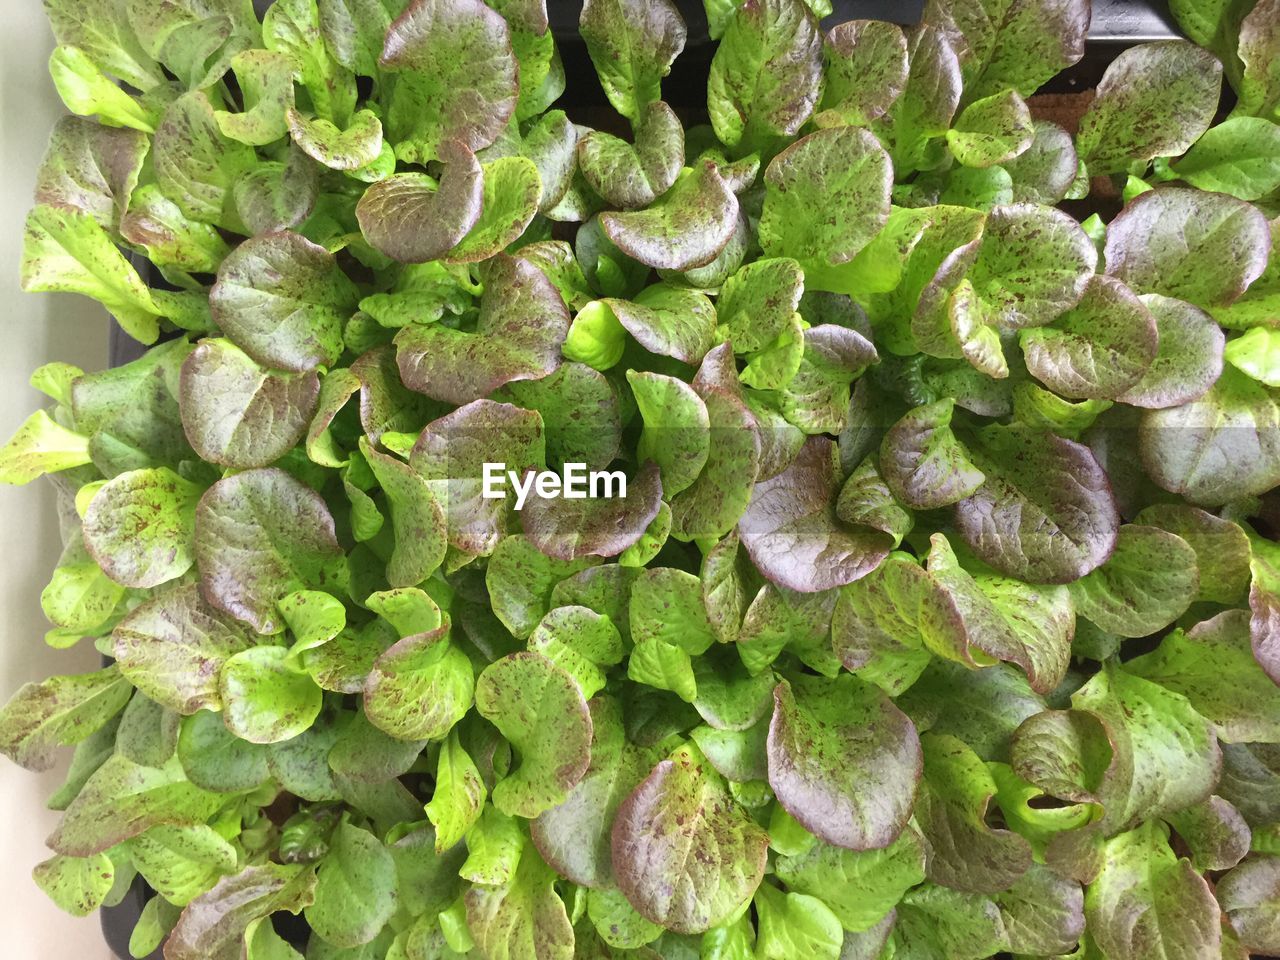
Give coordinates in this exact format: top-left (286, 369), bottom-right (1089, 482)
top-left (0, 2), bottom-right (118, 957)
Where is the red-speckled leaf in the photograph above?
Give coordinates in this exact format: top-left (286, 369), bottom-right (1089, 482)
top-left (49, 754), bottom-right (225, 857)
top-left (814, 19), bottom-right (908, 128)
top-left (1135, 503), bottom-right (1250, 605)
top-left (885, 25), bottom-right (963, 172)
top-left (1250, 534), bottom-right (1280, 685)
top-left (577, 100), bottom-right (683, 209)
top-left (1129, 609), bottom-right (1280, 744)
top-left (210, 231), bottom-right (358, 373)
top-left (305, 819), bottom-right (398, 949)
top-left (774, 828), bottom-right (925, 933)
top-left (165, 863), bottom-right (316, 960)
top-left (914, 733), bottom-right (1032, 894)
top-left (996, 862), bottom-right (1087, 957)
top-left (355, 140), bottom-right (483, 263)
top-left (218, 646), bottom-right (323, 745)
top-left (830, 555), bottom-right (933, 696)
top-left (1005, 120), bottom-right (1079, 205)
top-left (600, 161), bottom-right (738, 272)
top-left (83, 467), bottom-right (201, 589)
top-left (286, 108), bottom-right (384, 172)
top-left (580, 0), bottom-right (685, 121)
top-left (946, 89), bottom-right (1035, 168)
top-left (364, 619), bottom-right (474, 742)
top-left (1072, 662), bottom-right (1221, 834)
top-left (503, 361), bottom-right (622, 471)
top-left (305, 368), bottom-right (359, 467)
top-left (1010, 709), bottom-right (1111, 804)
top-left (486, 535), bottom-right (600, 640)
top-left (532, 697), bottom-right (656, 888)
top-left (606, 284), bottom-right (717, 365)
top-left (1084, 820), bottom-right (1221, 960)
top-left (351, 345), bottom-right (440, 445)
top-left (0, 667), bottom-right (130, 774)
top-left (1239, 0), bottom-right (1280, 120)
top-left (445, 155), bottom-right (542, 264)
top-left (1076, 41), bottom-right (1222, 174)
top-left (739, 435), bottom-right (892, 593)
top-left (475, 652), bottom-right (592, 818)
top-left (231, 147), bottom-right (318, 237)
top-left (360, 439), bottom-right (447, 588)
top-left (926, 533), bottom-right (1074, 694)
top-left (412, 399), bottom-right (545, 557)
top-left (195, 468), bottom-right (343, 635)
top-left (669, 345), bottom-right (761, 542)
top-left (1218, 854), bottom-right (1280, 955)
top-left (975, 578), bottom-right (1074, 695)
top-left (1116, 295), bottom-right (1225, 409)
top-left (316, 0), bottom-right (396, 76)
top-left (836, 457), bottom-right (914, 549)
top-left (1021, 276), bottom-right (1158, 401)
top-left (777, 324), bottom-right (879, 435)
top-left (768, 675), bottom-right (921, 851)
top-left (760, 126), bottom-right (892, 271)
top-left (627, 371), bottom-right (710, 500)
top-left (151, 92), bottom-right (255, 229)
top-left (922, 0), bottom-right (1089, 99)
top-left (612, 743), bottom-right (769, 933)
top-left (379, 0), bottom-right (518, 164)
top-left (112, 585), bottom-right (254, 715)
top-left (35, 116), bottom-right (148, 231)
top-left (1104, 188), bottom-right (1271, 308)
top-left (717, 257), bottom-right (805, 354)
top-left (955, 423), bottom-right (1119, 583)
top-left (1067, 524), bottom-right (1198, 638)
top-left (881, 399), bottom-right (985, 510)
top-left (465, 846), bottom-right (574, 960)
top-left (707, 0), bottom-right (822, 148)
top-left (180, 339), bottom-right (319, 469)
top-left (396, 254), bottom-right (569, 405)
top-left (1140, 366), bottom-right (1280, 506)
top-left (965, 203), bottom-right (1096, 330)
top-left (522, 460), bottom-right (664, 561)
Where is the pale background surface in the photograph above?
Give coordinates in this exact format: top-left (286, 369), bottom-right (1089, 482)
top-left (0, 2), bottom-right (117, 957)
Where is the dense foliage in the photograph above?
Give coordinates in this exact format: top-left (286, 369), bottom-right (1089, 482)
top-left (3, 0), bottom-right (1280, 957)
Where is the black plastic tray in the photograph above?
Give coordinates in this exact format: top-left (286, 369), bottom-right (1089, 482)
top-left (549, 0), bottom-right (1181, 109)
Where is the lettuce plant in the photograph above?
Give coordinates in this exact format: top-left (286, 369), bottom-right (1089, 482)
top-left (4, 0), bottom-right (1280, 957)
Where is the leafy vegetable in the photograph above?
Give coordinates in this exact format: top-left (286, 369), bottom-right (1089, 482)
top-left (5, 1), bottom-right (1280, 957)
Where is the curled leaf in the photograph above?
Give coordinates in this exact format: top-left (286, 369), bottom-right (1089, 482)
top-left (601, 161), bottom-right (739, 272)
top-left (739, 436), bottom-right (892, 594)
top-left (380, 0), bottom-right (518, 163)
top-left (475, 652), bottom-right (593, 818)
top-left (396, 254), bottom-right (569, 404)
top-left (355, 140), bottom-right (483, 263)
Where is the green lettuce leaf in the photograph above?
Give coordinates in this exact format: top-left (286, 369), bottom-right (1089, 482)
top-left (380, 0), bottom-right (518, 164)
top-left (195, 468), bottom-right (343, 634)
top-left (767, 675), bottom-right (920, 850)
top-left (475, 652), bottom-right (592, 818)
top-left (612, 743), bottom-right (769, 933)
top-left (579, 0), bottom-right (686, 122)
top-left (1085, 820), bottom-right (1221, 960)
top-left (922, 0), bottom-right (1089, 99)
top-left (1076, 41), bottom-right (1223, 174)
